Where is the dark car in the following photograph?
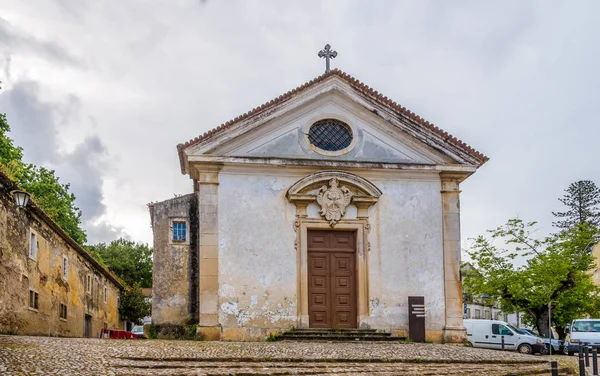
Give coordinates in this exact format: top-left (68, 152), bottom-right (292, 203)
top-left (517, 328), bottom-right (563, 353)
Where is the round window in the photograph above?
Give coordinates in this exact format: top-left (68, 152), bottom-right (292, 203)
top-left (307, 119), bottom-right (353, 152)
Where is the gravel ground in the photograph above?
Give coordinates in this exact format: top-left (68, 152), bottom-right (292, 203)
top-left (0, 335), bottom-right (570, 375)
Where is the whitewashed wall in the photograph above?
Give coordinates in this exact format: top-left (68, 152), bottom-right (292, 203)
top-left (218, 172), bottom-right (299, 329)
top-left (217, 169), bottom-right (445, 331)
top-left (366, 177), bottom-right (445, 331)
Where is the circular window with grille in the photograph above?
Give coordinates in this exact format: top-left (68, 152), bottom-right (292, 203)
top-left (307, 119), bottom-right (353, 153)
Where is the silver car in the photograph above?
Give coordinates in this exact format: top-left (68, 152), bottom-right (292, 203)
top-left (131, 325), bottom-right (146, 339)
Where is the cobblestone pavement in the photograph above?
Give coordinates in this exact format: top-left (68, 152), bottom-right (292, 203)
top-left (0, 335), bottom-right (570, 375)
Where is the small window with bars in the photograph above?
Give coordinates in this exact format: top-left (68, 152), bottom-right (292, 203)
top-left (62, 256), bottom-right (68, 280)
top-left (29, 290), bottom-right (39, 310)
top-left (172, 221), bottom-right (187, 243)
top-left (59, 303), bottom-right (67, 320)
top-left (86, 275), bottom-right (92, 294)
top-left (29, 231), bottom-right (38, 260)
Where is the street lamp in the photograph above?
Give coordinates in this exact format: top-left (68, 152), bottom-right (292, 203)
top-left (11, 190), bottom-right (30, 209)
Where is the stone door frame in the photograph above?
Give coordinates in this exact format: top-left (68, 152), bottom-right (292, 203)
top-left (297, 219), bottom-right (369, 329)
top-left (287, 170), bottom-right (381, 329)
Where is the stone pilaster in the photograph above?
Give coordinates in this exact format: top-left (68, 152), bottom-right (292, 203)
top-left (195, 165), bottom-right (221, 340)
top-left (440, 173), bottom-right (467, 343)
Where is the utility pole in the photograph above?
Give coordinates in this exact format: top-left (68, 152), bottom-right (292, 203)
top-left (549, 301), bottom-right (552, 355)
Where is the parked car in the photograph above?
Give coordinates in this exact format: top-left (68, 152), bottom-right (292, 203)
top-left (131, 325), bottom-right (146, 339)
top-left (517, 328), bottom-right (563, 353)
top-left (564, 319), bottom-right (600, 356)
top-left (464, 319), bottom-right (546, 355)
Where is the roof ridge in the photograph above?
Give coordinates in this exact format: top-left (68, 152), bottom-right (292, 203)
top-left (177, 69), bottom-right (488, 173)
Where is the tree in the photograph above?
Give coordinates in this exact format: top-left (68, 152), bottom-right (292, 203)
top-left (553, 180), bottom-right (600, 230)
top-left (463, 219), bottom-right (600, 338)
top-left (0, 113), bottom-right (23, 165)
top-left (118, 283), bottom-right (151, 324)
top-left (0, 113), bottom-right (87, 244)
top-left (87, 238), bottom-right (153, 288)
top-left (18, 164), bottom-right (86, 244)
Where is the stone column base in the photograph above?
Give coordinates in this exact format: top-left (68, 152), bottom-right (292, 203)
top-left (196, 326), bottom-right (221, 341)
top-left (442, 326), bottom-right (467, 344)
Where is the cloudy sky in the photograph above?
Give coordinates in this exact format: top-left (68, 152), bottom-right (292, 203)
top-left (0, 0), bottom-right (598, 248)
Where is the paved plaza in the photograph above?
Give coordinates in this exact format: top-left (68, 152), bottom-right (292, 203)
top-left (0, 335), bottom-right (571, 375)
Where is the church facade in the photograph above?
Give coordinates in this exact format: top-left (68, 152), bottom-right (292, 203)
top-left (150, 69), bottom-right (488, 342)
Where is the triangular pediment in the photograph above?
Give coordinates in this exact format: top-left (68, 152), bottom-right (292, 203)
top-left (178, 70), bottom-right (487, 174)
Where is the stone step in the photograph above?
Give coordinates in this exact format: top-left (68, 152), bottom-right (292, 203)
top-left (292, 328), bottom-right (378, 333)
top-left (285, 331), bottom-right (392, 337)
top-left (279, 334), bottom-right (407, 342)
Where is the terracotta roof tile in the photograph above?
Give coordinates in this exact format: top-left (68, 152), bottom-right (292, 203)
top-left (177, 69), bottom-right (489, 173)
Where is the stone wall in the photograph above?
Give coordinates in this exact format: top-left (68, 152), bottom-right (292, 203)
top-left (150, 166), bottom-right (463, 341)
top-left (365, 176), bottom-right (445, 337)
top-left (150, 193), bottom-right (198, 325)
top-left (216, 167), bottom-right (447, 341)
top-left (0, 182), bottom-right (122, 337)
top-left (218, 171), bottom-right (298, 341)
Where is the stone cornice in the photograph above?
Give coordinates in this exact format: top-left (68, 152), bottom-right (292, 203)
top-left (188, 156), bottom-right (477, 174)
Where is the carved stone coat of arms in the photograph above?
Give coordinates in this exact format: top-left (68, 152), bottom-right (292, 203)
top-left (316, 178), bottom-right (353, 226)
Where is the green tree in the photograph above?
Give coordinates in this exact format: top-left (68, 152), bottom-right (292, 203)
top-left (0, 113), bottom-right (23, 165)
top-left (119, 283), bottom-right (151, 324)
top-left (0, 113), bottom-right (87, 244)
top-left (19, 164), bottom-right (86, 244)
top-left (553, 180), bottom-right (600, 230)
top-left (87, 238), bottom-right (153, 288)
top-left (463, 219), bottom-right (600, 339)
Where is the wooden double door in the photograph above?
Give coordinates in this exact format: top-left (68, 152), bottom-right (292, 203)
top-left (308, 230), bottom-right (357, 329)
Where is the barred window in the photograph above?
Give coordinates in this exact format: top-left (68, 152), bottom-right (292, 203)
top-left (29, 231), bottom-right (38, 259)
top-left (308, 119), bottom-right (353, 152)
top-left (62, 256), bottom-right (68, 280)
top-left (29, 290), bottom-right (39, 310)
top-left (172, 222), bottom-right (187, 242)
top-left (59, 303), bottom-right (67, 320)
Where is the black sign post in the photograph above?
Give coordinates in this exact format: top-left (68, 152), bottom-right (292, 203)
top-left (408, 296), bottom-right (426, 343)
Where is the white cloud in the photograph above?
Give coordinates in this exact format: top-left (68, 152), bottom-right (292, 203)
top-left (0, 0), bottom-right (599, 247)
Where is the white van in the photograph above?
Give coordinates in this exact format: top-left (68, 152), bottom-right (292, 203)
top-left (564, 319), bottom-right (600, 356)
top-left (463, 319), bottom-right (546, 355)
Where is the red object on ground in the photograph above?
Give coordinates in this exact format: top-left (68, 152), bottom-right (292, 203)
top-left (100, 329), bottom-right (139, 339)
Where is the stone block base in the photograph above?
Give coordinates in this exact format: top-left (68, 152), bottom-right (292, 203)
top-left (222, 328), bottom-right (284, 341)
top-left (442, 326), bottom-right (467, 344)
top-left (197, 326), bottom-right (221, 341)
top-left (390, 329), bottom-right (407, 338)
top-left (425, 330), bottom-right (443, 343)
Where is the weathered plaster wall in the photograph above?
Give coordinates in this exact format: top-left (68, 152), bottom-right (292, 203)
top-left (218, 172), bottom-right (298, 339)
top-left (0, 192), bottom-right (121, 337)
top-left (150, 193), bottom-right (198, 325)
top-left (216, 168), bottom-right (445, 339)
top-left (365, 176), bottom-right (445, 334)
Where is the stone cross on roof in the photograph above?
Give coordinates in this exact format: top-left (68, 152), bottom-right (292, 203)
top-left (318, 44), bottom-right (338, 73)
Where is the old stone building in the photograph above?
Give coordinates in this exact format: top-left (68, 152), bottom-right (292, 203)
top-left (0, 170), bottom-right (123, 337)
top-left (150, 68), bottom-right (488, 342)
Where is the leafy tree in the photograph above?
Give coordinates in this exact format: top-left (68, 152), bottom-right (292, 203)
top-left (463, 219), bottom-right (600, 338)
top-left (87, 238), bottom-right (153, 288)
top-left (0, 113), bottom-right (87, 244)
top-left (18, 164), bottom-right (86, 244)
top-left (118, 283), bottom-right (151, 324)
top-left (553, 180), bottom-right (600, 230)
top-left (0, 113), bottom-right (23, 165)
